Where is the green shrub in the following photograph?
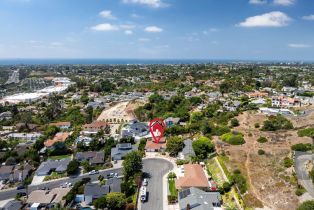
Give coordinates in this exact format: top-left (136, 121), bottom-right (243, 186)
top-left (257, 137), bottom-right (268, 143)
top-left (295, 187), bottom-right (306, 196)
top-left (258, 149), bottom-right (265, 155)
top-left (221, 132), bottom-right (245, 145)
top-left (261, 115), bottom-right (293, 131)
top-left (297, 200), bottom-right (314, 210)
top-left (176, 159), bottom-right (189, 165)
top-left (283, 157), bottom-right (293, 168)
top-left (291, 143), bottom-right (313, 152)
top-left (298, 128), bottom-right (314, 137)
top-left (254, 123), bottom-right (260, 128)
top-left (230, 118), bottom-right (239, 127)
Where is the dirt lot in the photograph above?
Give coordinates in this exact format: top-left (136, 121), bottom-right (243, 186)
top-left (97, 101), bottom-right (141, 123)
top-left (213, 109), bottom-right (314, 210)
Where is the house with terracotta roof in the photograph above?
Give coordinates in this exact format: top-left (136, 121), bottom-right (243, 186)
top-left (271, 96), bottom-right (301, 108)
top-left (44, 132), bottom-right (70, 148)
top-left (247, 91), bottom-right (268, 99)
top-left (145, 140), bottom-right (166, 152)
top-left (176, 164), bottom-right (209, 191)
top-left (82, 121), bottom-right (109, 135)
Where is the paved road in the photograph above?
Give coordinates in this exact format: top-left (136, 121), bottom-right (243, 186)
top-left (140, 158), bottom-right (174, 210)
top-left (294, 151), bottom-right (314, 197)
top-left (0, 168), bottom-right (122, 200)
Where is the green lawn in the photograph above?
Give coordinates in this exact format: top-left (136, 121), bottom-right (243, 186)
top-left (44, 172), bottom-right (67, 181)
top-left (168, 179), bottom-right (177, 197)
top-left (48, 154), bottom-right (71, 160)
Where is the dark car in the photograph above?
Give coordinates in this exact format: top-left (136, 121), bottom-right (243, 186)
top-left (16, 185), bottom-right (25, 190)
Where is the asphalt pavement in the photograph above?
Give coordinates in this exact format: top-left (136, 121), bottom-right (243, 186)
top-left (140, 158), bottom-right (174, 210)
top-left (294, 151), bottom-right (314, 197)
top-left (0, 168), bottom-right (122, 201)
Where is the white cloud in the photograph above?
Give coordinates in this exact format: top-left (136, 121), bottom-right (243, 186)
top-left (125, 30), bottom-right (133, 35)
top-left (91, 23), bottom-right (119, 31)
top-left (249, 0), bottom-right (267, 4)
top-left (131, 13), bottom-right (143, 18)
top-left (288, 43), bottom-right (311, 48)
top-left (122, 0), bottom-right (168, 8)
top-left (99, 10), bottom-right (116, 19)
top-left (238, 11), bottom-right (291, 27)
top-left (144, 26), bottom-right (163, 33)
top-left (273, 0), bottom-right (295, 6)
top-left (303, 15), bottom-right (314, 21)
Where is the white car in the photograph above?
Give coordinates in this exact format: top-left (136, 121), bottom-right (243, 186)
top-left (142, 179), bottom-right (148, 186)
top-left (88, 170), bottom-right (99, 175)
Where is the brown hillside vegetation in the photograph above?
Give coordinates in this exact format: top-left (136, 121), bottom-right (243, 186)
top-left (213, 109), bottom-right (314, 210)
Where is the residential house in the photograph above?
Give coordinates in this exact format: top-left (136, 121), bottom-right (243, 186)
top-left (271, 96), bottom-right (301, 108)
top-left (0, 199), bottom-right (22, 210)
top-left (7, 133), bottom-right (42, 142)
top-left (49, 122), bottom-right (71, 130)
top-left (75, 136), bottom-right (93, 147)
top-left (111, 143), bottom-right (138, 161)
top-left (179, 139), bottom-right (195, 160)
top-left (36, 158), bottom-right (71, 176)
top-left (176, 164), bottom-right (209, 190)
top-left (75, 151), bottom-right (104, 166)
top-left (164, 117), bottom-right (180, 128)
top-left (0, 166), bottom-right (14, 181)
top-left (27, 188), bottom-right (70, 209)
top-left (145, 140), bottom-right (167, 152)
top-left (246, 91), bottom-right (268, 99)
top-left (82, 121), bottom-right (109, 135)
top-left (223, 100), bottom-right (241, 112)
top-left (178, 187), bottom-right (222, 210)
top-left (107, 177), bottom-right (122, 192)
top-left (11, 164), bottom-right (32, 182)
top-left (121, 120), bottom-right (149, 139)
top-left (0, 111), bottom-right (12, 121)
top-left (44, 132), bottom-right (70, 148)
top-left (84, 183), bottom-right (110, 205)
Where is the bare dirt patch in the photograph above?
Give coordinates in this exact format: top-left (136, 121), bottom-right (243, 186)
top-left (213, 110), bottom-right (313, 210)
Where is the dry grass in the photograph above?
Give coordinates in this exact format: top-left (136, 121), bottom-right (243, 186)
top-left (213, 110), bottom-right (314, 210)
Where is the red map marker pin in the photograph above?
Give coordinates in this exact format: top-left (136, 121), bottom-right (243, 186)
top-left (149, 118), bottom-right (166, 144)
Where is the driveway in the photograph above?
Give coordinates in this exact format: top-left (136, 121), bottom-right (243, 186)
top-left (294, 151), bottom-right (314, 198)
top-left (140, 158), bottom-right (174, 210)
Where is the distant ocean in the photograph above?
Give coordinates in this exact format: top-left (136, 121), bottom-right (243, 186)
top-left (0, 58), bottom-right (309, 65)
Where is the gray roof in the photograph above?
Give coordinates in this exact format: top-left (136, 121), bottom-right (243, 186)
top-left (36, 158), bottom-right (71, 176)
top-left (122, 121), bottom-right (149, 138)
top-left (0, 166), bottom-right (14, 180)
top-left (178, 187), bottom-right (221, 210)
top-left (3, 200), bottom-right (22, 210)
top-left (75, 151), bottom-right (104, 165)
top-left (107, 177), bottom-right (122, 192)
top-left (182, 139), bottom-right (195, 157)
top-left (111, 144), bottom-right (138, 161)
top-left (84, 183), bottom-right (110, 198)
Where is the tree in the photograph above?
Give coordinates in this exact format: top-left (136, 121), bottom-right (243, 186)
top-left (192, 136), bottom-right (215, 160)
top-left (93, 196), bottom-right (107, 209)
top-left (122, 151), bottom-right (142, 179)
top-left (106, 192), bottom-right (126, 210)
top-left (297, 200), bottom-right (314, 210)
top-left (67, 160), bottom-right (80, 175)
top-left (166, 136), bottom-right (184, 157)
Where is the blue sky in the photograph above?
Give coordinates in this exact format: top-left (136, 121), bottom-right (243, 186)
top-left (0, 0), bottom-right (313, 60)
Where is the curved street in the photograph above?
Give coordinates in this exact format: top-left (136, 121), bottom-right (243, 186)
top-left (294, 151), bottom-right (314, 198)
top-left (140, 158), bottom-right (174, 210)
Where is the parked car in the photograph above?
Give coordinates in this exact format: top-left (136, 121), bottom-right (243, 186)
top-left (107, 172), bottom-right (114, 178)
top-left (16, 192), bottom-right (26, 197)
top-left (88, 170), bottom-right (99, 175)
top-left (16, 185), bottom-right (25, 190)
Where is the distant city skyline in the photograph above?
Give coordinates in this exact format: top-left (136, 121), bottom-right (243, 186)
top-left (0, 0), bottom-right (313, 61)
